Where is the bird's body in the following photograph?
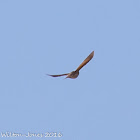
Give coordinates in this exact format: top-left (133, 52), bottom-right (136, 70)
top-left (66, 71), bottom-right (79, 79)
top-left (47, 51), bottom-right (94, 79)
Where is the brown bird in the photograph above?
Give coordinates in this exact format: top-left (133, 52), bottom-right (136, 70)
top-left (47, 51), bottom-right (94, 79)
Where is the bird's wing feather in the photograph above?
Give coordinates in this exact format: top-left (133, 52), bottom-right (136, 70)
top-left (47, 73), bottom-right (69, 77)
top-left (76, 51), bottom-right (94, 71)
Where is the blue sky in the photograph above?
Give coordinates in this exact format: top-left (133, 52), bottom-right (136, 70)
top-left (0, 0), bottom-right (140, 140)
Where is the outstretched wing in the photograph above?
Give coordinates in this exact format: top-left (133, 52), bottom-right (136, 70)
top-left (47, 73), bottom-right (69, 77)
top-left (76, 51), bottom-right (94, 71)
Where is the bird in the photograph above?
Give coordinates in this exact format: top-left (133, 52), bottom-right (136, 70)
top-left (47, 51), bottom-right (94, 79)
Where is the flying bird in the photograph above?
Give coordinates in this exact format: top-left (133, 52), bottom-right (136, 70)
top-left (47, 51), bottom-right (94, 79)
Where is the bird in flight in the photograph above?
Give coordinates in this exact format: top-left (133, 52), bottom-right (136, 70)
top-left (47, 51), bottom-right (94, 79)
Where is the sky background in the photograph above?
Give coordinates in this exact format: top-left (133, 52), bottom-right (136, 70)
top-left (0, 0), bottom-right (140, 140)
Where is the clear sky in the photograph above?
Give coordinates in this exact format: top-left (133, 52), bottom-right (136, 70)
top-left (0, 0), bottom-right (140, 140)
